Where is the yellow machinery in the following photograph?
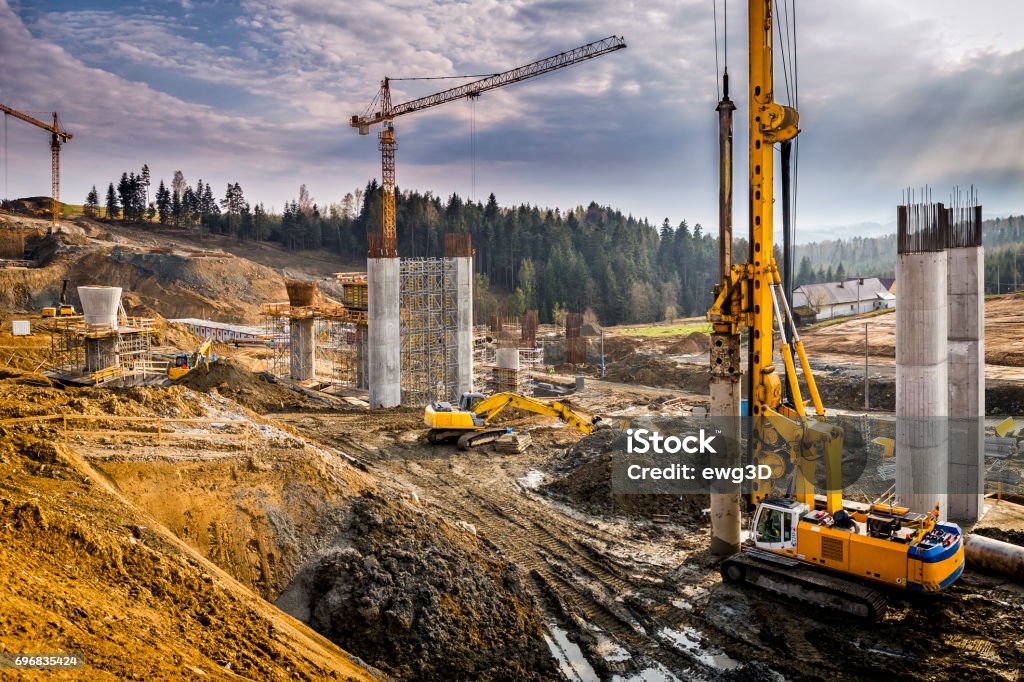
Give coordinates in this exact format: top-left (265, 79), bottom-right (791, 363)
top-left (425, 392), bottom-right (600, 449)
top-left (42, 279), bottom-right (76, 317)
top-left (707, 1), bottom-right (963, 618)
top-left (168, 336), bottom-right (214, 381)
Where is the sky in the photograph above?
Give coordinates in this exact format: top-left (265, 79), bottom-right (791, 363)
top-left (1, 0), bottom-right (1022, 243)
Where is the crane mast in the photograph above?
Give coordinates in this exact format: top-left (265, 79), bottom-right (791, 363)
top-left (0, 103), bottom-right (72, 231)
top-left (351, 36), bottom-right (626, 256)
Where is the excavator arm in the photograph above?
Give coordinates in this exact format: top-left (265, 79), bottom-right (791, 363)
top-left (472, 392), bottom-right (598, 435)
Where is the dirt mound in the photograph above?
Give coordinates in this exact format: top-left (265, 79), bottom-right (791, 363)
top-left (178, 359), bottom-right (317, 412)
top-left (973, 527), bottom-right (1024, 547)
top-left (279, 491), bottom-right (557, 681)
top-left (0, 429), bottom-right (378, 680)
top-left (661, 331), bottom-right (711, 355)
top-left (542, 428), bottom-right (707, 521)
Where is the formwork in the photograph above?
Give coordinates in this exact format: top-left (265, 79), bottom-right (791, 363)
top-left (49, 316), bottom-right (160, 385)
top-left (261, 302), bottom-right (367, 384)
top-left (491, 334), bottom-right (525, 393)
top-left (399, 257), bottom-right (458, 405)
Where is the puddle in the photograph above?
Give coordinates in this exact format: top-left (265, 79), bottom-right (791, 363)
top-left (592, 635), bottom-right (631, 663)
top-left (544, 624), bottom-right (599, 682)
top-left (519, 470), bottom-right (546, 490)
top-left (658, 626), bottom-right (741, 670)
top-left (611, 662), bottom-right (682, 682)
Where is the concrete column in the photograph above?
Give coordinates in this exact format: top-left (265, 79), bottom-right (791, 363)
top-left (453, 255), bottom-right (474, 396)
top-left (289, 318), bottom-right (316, 382)
top-left (495, 347), bottom-right (519, 371)
top-left (85, 336), bottom-right (118, 372)
top-left (896, 251), bottom-right (948, 514)
top-left (709, 376), bottom-right (742, 555)
top-left (368, 257), bottom-right (401, 407)
top-left (947, 245), bottom-right (985, 522)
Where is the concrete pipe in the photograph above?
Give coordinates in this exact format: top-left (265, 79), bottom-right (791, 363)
top-left (965, 534), bottom-right (1024, 581)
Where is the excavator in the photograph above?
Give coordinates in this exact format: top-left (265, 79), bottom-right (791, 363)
top-left (425, 392), bottom-right (601, 449)
top-left (168, 336), bottom-right (214, 381)
top-left (706, 0), bottom-right (963, 619)
top-left (41, 279), bottom-right (76, 317)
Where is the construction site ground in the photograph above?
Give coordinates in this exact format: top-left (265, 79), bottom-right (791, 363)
top-left (2, 208), bottom-right (1024, 680)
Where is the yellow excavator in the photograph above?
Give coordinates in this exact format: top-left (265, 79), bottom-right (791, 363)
top-left (425, 392), bottom-right (601, 449)
top-left (706, 0), bottom-right (963, 619)
top-left (168, 336), bottom-right (214, 381)
top-left (41, 279), bottom-right (76, 317)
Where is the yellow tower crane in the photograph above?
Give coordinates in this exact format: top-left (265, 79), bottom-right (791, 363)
top-left (350, 36), bottom-right (626, 256)
top-left (1, 103), bottom-right (72, 231)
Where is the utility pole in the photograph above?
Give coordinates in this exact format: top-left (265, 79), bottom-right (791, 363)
top-left (864, 322), bottom-right (869, 411)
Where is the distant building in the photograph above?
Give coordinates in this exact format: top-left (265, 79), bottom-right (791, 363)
top-left (792, 277), bottom-right (895, 323)
top-left (169, 318), bottom-right (266, 345)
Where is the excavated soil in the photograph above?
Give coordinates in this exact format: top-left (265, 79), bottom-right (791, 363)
top-left (279, 491), bottom-right (558, 682)
top-left (0, 215), bottom-right (287, 321)
top-left (542, 428), bottom-right (709, 522)
top-left (0, 428), bottom-right (378, 680)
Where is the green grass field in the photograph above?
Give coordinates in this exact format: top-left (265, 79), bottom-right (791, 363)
top-left (609, 320), bottom-right (712, 337)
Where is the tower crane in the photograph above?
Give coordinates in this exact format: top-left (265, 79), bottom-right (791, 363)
top-left (350, 35), bottom-right (626, 256)
top-left (0, 103), bottom-right (72, 231)
top-left (706, 1), bottom-right (963, 619)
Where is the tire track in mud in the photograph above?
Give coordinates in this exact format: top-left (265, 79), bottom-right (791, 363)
top-left (400, 460), bottom-right (719, 678)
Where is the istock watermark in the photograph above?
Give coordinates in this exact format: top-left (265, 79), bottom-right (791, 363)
top-left (610, 415), bottom-right (1001, 497)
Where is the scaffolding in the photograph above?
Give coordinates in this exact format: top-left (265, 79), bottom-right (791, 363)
top-left (400, 257), bottom-right (458, 406)
top-left (261, 305), bottom-right (365, 385)
top-left (49, 316), bottom-right (159, 385)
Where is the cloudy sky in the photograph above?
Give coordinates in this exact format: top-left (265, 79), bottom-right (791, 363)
top-left (1, 0), bottom-right (1022, 241)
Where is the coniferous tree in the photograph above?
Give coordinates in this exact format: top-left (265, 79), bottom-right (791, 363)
top-left (84, 186), bottom-right (99, 217)
top-left (155, 180), bottom-right (171, 224)
top-left (104, 183), bottom-right (119, 220)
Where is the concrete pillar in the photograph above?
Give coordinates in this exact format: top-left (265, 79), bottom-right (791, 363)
top-left (495, 347), bottom-right (519, 370)
top-left (356, 325), bottom-right (369, 390)
top-left (289, 318), bottom-right (316, 382)
top-left (368, 257), bottom-right (401, 407)
top-left (896, 250), bottom-right (948, 514)
top-left (709, 376), bottom-right (742, 555)
top-left (453, 255), bottom-right (474, 396)
top-left (947, 244), bottom-right (985, 522)
top-left (85, 336), bottom-right (118, 372)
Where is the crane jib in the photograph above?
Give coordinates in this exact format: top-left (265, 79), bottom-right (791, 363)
top-left (355, 35), bottom-right (626, 125)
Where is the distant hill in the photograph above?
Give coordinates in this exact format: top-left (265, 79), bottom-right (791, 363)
top-left (795, 215), bottom-right (1024, 294)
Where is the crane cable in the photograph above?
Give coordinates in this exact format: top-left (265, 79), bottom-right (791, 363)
top-left (3, 114), bottom-right (7, 204)
top-left (469, 95), bottom-right (477, 202)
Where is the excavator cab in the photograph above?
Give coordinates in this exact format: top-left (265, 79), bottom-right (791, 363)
top-left (458, 392), bottom-right (487, 412)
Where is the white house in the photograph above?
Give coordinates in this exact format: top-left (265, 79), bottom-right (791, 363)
top-left (792, 278), bottom-right (895, 322)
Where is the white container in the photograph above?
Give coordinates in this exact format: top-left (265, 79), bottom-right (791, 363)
top-left (77, 286), bottom-right (122, 327)
top-left (12, 320), bottom-right (30, 336)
